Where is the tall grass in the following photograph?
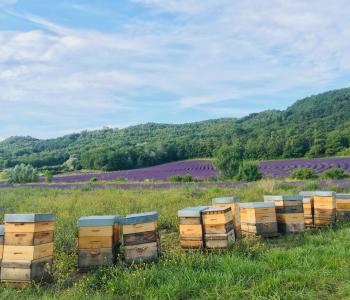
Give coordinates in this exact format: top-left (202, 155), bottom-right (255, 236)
top-left (0, 184), bottom-right (349, 299)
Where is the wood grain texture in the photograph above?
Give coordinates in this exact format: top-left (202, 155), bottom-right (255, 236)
top-left (78, 226), bottom-right (113, 237)
top-left (179, 224), bottom-right (203, 238)
top-left (204, 222), bottom-right (234, 235)
top-left (124, 242), bottom-right (159, 263)
top-left (180, 239), bottom-right (203, 249)
top-left (3, 243), bottom-right (53, 260)
top-left (78, 248), bottom-right (114, 268)
top-left (204, 230), bottom-right (235, 249)
top-left (122, 222), bottom-right (157, 235)
top-left (202, 211), bottom-right (233, 225)
top-left (78, 236), bottom-right (113, 249)
top-left (123, 231), bottom-right (158, 246)
top-left (277, 222), bottom-right (305, 233)
top-left (179, 217), bottom-right (201, 225)
top-left (5, 222), bottom-right (54, 233)
top-left (4, 231), bottom-right (54, 246)
top-left (276, 213), bottom-right (305, 223)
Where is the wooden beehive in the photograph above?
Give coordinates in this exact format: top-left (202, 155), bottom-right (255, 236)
top-left (335, 194), bottom-right (350, 219)
top-left (120, 212), bottom-right (160, 263)
top-left (299, 191), bottom-right (316, 226)
top-left (0, 225), bottom-right (4, 260)
top-left (212, 197), bottom-right (241, 239)
top-left (313, 191), bottom-right (336, 226)
top-left (178, 206), bottom-right (209, 249)
top-left (240, 202), bottom-right (278, 237)
top-left (1, 213), bottom-right (55, 284)
top-left (201, 207), bottom-right (235, 249)
top-left (264, 195), bottom-right (304, 234)
top-left (77, 215), bottom-right (120, 270)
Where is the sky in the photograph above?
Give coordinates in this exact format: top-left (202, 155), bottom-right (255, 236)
top-left (1, 0), bottom-right (350, 140)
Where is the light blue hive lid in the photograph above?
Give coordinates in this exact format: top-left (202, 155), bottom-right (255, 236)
top-left (212, 197), bottom-right (240, 204)
top-left (4, 213), bottom-right (55, 223)
top-left (120, 211), bottom-right (158, 225)
top-left (77, 215), bottom-right (120, 227)
top-left (314, 191), bottom-right (335, 197)
top-left (0, 225), bottom-right (4, 236)
top-left (202, 207), bottom-right (230, 213)
top-left (299, 191), bottom-right (317, 197)
top-left (336, 194), bottom-right (350, 199)
top-left (178, 206), bottom-right (210, 218)
top-left (264, 195), bottom-right (302, 201)
top-left (239, 202), bottom-right (275, 209)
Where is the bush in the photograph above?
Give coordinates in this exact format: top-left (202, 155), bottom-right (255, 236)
top-left (169, 175), bottom-right (194, 183)
top-left (0, 171), bottom-right (8, 181)
top-left (321, 168), bottom-right (350, 179)
top-left (236, 161), bottom-right (262, 182)
top-left (44, 170), bottom-right (53, 183)
top-left (301, 180), bottom-right (320, 191)
top-left (290, 168), bottom-right (318, 180)
top-left (88, 177), bottom-right (98, 183)
top-left (7, 164), bottom-right (39, 184)
top-left (214, 142), bottom-right (244, 179)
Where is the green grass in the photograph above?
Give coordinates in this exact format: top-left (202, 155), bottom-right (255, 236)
top-left (0, 182), bottom-right (350, 299)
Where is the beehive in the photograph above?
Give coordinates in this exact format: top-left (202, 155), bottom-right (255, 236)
top-left (240, 202), bottom-right (278, 237)
top-left (212, 197), bottom-right (241, 239)
top-left (336, 194), bottom-right (350, 220)
top-left (201, 207), bottom-right (235, 249)
top-left (1, 213), bottom-right (55, 284)
top-left (77, 215), bottom-right (120, 270)
top-left (120, 212), bottom-right (160, 263)
top-left (299, 191), bottom-right (316, 226)
top-left (264, 195), bottom-right (304, 234)
top-left (313, 191), bottom-right (336, 226)
top-left (178, 206), bottom-right (209, 249)
top-left (0, 225), bottom-right (4, 260)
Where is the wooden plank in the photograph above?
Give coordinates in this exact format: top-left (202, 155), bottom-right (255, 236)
top-left (4, 231), bottom-right (54, 246)
top-left (113, 223), bottom-right (119, 244)
top-left (122, 222), bottom-right (157, 235)
top-left (180, 239), bottom-right (203, 249)
top-left (336, 211), bottom-right (350, 219)
top-left (204, 230), bottom-right (235, 249)
top-left (241, 222), bottom-right (278, 235)
top-left (277, 222), bottom-right (305, 234)
top-left (124, 242), bottom-right (159, 263)
top-left (179, 224), bottom-right (203, 238)
top-left (123, 231), bottom-right (158, 246)
top-left (179, 217), bottom-right (201, 225)
top-left (78, 226), bottom-right (113, 237)
top-left (276, 213), bottom-right (304, 223)
top-left (275, 206), bottom-right (304, 214)
top-left (5, 222), bottom-right (54, 233)
top-left (0, 245), bottom-right (3, 259)
top-left (204, 222), bottom-right (234, 235)
top-left (78, 248), bottom-right (114, 268)
top-left (202, 210), bottom-right (233, 226)
top-left (78, 236), bottom-right (113, 249)
top-left (3, 243), bottom-right (53, 260)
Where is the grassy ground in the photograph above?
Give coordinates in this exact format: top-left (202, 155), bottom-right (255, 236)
top-left (0, 181), bottom-right (349, 299)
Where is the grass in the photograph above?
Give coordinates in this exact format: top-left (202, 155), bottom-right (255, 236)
top-left (0, 183), bottom-right (349, 299)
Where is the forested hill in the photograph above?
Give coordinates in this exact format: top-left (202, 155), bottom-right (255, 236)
top-left (1, 87), bottom-right (350, 171)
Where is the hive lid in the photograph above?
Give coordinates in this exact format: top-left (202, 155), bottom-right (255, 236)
top-left (264, 195), bottom-right (302, 201)
top-left (336, 194), bottom-right (350, 199)
top-left (239, 202), bottom-right (275, 208)
top-left (212, 197), bottom-right (240, 204)
top-left (4, 213), bottom-right (55, 223)
top-left (299, 191), bottom-right (317, 197)
top-left (202, 207), bottom-right (231, 214)
top-left (313, 191), bottom-right (335, 197)
top-left (77, 215), bottom-right (120, 227)
top-left (120, 211), bottom-right (158, 225)
top-left (0, 225), bottom-right (4, 236)
top-left (178, 206), bottom-right (210, 217)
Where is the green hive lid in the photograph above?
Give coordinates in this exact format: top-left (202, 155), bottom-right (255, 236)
top-left (77, 215), bottom-right (120, 227)
top-left (0, 225), bottom-right (3, 236)
top-left (212, 197), bottom-right (240, 204)
top-left (314, 191), bottom-right (335, 197)
top-left (264, 195), bottom-right (302, 201)
top-left (4, 213), bottom-right (55, 223)
top-left (239, 202), bottom-right (275, 208)
top-left (178, 206), bottom-right (210, 217)
top-left (120, 211), bottom-right (158, 225)
top-left (336, 194), bottom-right (350, 199)
top-left (299, 191), bottom-right (317, 197)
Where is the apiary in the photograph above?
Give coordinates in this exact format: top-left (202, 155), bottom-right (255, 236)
top-left (313, 191), bottom-right (336, 226)
top-left (201, 207), bottom-right (235, 249)
top-left (178, 206), bottom-right (209, 249)
top-left (240, 202), bottom-right (278, 237)
top-left (336, 194), bottom-right (350, 219)
top-left (212, 197), bottom-right (241, 239)
top-left (77, 215), bottom-right (120, 270)
top-left (264, 195), bottom-right (304, 234)
top-left (120, 212), bottom-right (160, 263)
top-left (1, 213), bottom-right (55, 284)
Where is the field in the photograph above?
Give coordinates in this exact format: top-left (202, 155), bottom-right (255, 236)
top-left (1, 181), bottom-right (350, 299)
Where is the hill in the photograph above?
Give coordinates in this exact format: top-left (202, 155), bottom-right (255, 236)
top-left (0, 87), bottom-right (349, 171)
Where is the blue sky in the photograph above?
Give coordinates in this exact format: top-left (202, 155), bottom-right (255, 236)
top-left (1, 0), bottom-right (350, 139)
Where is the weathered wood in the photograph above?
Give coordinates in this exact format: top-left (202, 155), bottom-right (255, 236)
top-left (3, 243), bottom-right (53, 260)
top-left (212, 202), bottom-right (241, 239)
top-left (337, 211), bottom-right (350, 219)
top-left (4, 231), bottom-right (54, 246)
top-left (78, 236), bottom-right (113, 249)
top-left (0, 245), bottom-right (3, 259)
top-left (277, 222), bottom-right (305, 233)
top-left (203, 222), bottom-right (234, 235)
top-left (179, 224), bottom-right (203, 238)
top-left (275, 206), bottom-right (304, 213)
top-left (179, 217), bottom-right (201, 225)
top-left (241, 222), bottom-right (278, 234)
top-left (204, 230), bottom-right (235, 249)
top-left (123, 230), bottom-right (158, 246)
top-left (78, 226), bottom-right (113, 237)
top-left (201, 208), bottom-right (233, 225)
top-left (276, 213), bottom-right (304, 223)
top-left (122, 221), bottom-right (157, 235)
top-left (124, 242), bottom-right (159, 263)
top-left (78, 248), bottom-right (114, 268)
top-left (180, 239), bottom-right (203, 249)
top-left (113, 223), bottom-right (119, 244)
top-left (5, 222), bottom-right (54, 233)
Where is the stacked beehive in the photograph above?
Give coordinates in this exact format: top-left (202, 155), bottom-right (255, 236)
top-left (201, 207), bottom-right (235, 249)
top-left (240, 202), bottom-right (278, 237)
top-left (264, 195), bottom-right (304, 234)
top-left (299, 191), bottom-right (316, 227)
top-left (336, 194), bottom-right (350, 219)
top-left (313, 191), bottom-right (336, 226)
top-left (178, 206), bottom-right (209, 249)
top-left (121, 212), bottom-right (160, 263)
top-left (1, 213), bottom-right (55, 284)
top-left (212, 197), bottom-right (241, 239)
top-left (77, 215), bottom-right (120, 271)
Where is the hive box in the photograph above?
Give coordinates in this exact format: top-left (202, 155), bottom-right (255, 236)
top-left (120, 212), bottom-right (160, 263)
top-left (178, 206), bottom-right (209, 249)
top-left (336, 194), bottom-right (350, 219)
top-left (240, 202), bottom-right (278, 237)
top-left (201, 207), bottom-right (235, 249)
top-left (77, 215), bottom-right (120, 270)
top-left (264, 195), bottom-right (304, 234)
top-left (212, 197), bottom-right (241, 239)
top-left (313, 191), bottom-right (336, 226)
top-left (0, 225), bottom-right (4, 259)
top-left (299, 191), bottom-right (316, 226)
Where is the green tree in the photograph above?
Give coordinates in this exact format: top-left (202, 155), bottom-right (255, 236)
top-left (214, 142), bottom-right (244, 179)
top-left (44, 170), bottom-right (53, 183)
top-left (321, 168), bottom-right (349, 179)
top-left (290, 168), bottom-right (318, 180)
top-left (7, 164), bottom-right (39, 184)
top-left (236, 161), bottom-right (263, 182)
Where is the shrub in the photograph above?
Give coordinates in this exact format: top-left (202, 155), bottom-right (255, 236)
top-left (44, 170), bottom-right (53, 183)
top-left (7, 164), bottom-right (39, 184)
top-left (321, 168), bottom-right (350, 179)
top-left (290, 168), bottom-right (318, 180)
top-left (0, 171), bottom-right (8, 181)
top-left (236, 161), bottom-right (262, 182)
top-left (169, 175), bottom-right (194, 183)
top-left (274, 182), bottom-right (295, 191)
top-left (301, 180), bottom-right (320, 191)
top-left (214, 142), bottom-right (244, 179)
top-left (89, 177), bottom-right (98, 183)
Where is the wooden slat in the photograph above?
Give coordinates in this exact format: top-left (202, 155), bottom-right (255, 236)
top-left (5, 222), bottom-right (54, 233)
top-left (123, 231), bottom-right (158, 246)
top-left (179, 224), bottom-right (203, 238)
top-left (202, 211), bottom-right (233, 225)
top-left (79, 226), bottom-right (113, 237)
top-left (179, 217), bottom-right (201, 225)
top-left (204, 222), bottom-right (234, 235)
top-left (3, 243), bottom-right (53, 260)
top-left (78, 236), bottom-right (113, 249)
top-left (124, 242), bottom-right (159, 263)
top-left (122, 222), bottom-right (157, 235)
top-left (78, 248), bottom-right (114, 268)
top-left (276, 213), bottom-right (304, 223)
top-left (4, 231), bottom-right (54, 246)
top-left (180, 239), bottom-right (203, 249)
top-left (204, 230), bottom-right (235, 249)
